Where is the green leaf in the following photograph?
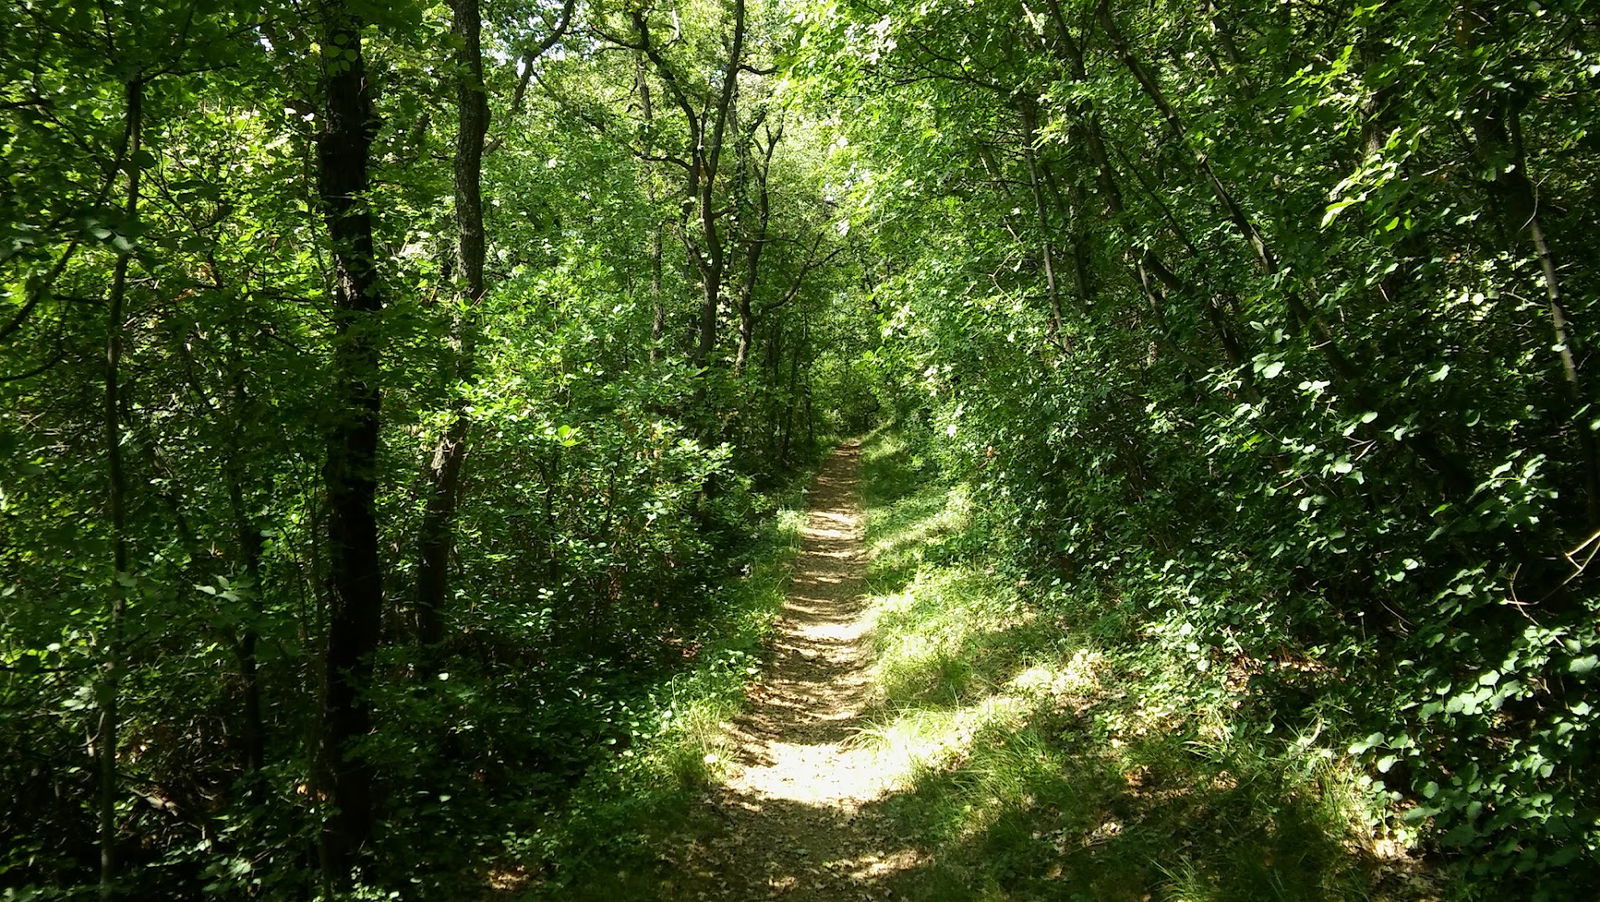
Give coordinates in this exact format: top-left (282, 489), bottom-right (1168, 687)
top-left (1320, 199), bottom-right (1358, 228)
top-left (1350, 731), bottom-right (1384, 755)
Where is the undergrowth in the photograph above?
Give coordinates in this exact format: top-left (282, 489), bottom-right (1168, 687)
top-left (851, 430), bottom-right (1445, 901)
top-left (501, 479), bottom-right (812, 899)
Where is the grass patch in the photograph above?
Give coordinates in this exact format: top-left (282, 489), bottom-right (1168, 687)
top-left (851, 430), bottom-right (1441, 901)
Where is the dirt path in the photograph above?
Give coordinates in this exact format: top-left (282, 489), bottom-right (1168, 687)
top-left (666, 443), bottom-right (920, 900)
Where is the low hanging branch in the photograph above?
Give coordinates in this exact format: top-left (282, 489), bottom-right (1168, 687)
top-left (758, 237), bottom-right (845, 319)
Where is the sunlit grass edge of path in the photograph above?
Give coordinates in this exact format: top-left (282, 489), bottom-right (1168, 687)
top-left (846, 430), bottom-right (1446, 902)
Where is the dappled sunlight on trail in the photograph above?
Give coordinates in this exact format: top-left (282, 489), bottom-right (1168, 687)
top-left (659, 443), bottom-right (927, 900)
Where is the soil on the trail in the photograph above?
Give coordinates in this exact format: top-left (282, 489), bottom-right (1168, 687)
top-left (662, 443), bottom-right (923, 900)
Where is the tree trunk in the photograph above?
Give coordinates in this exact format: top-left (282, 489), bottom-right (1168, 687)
top-left (98, 74), bottom-right (142, 902)
top-left (1016, 99), bottom-right (1067, 350)
top-left (694, 0), bottom-right (746, 371)
top-left (733, 128), bottom-right (775, 375)
top-left (416, 0), bottom-right (489, 648)
top-left (1482, 90), bottom-right (1597, 523)
top-left (315, 0), bottom-right (386, 884)
top-left (780, 322), bottom-right (800, 463)
top-left (225, 343), bottom-right (267, 776)
top-left (235, 505), bottom-right (266, 774)
top-left (632, 0), bottom-right (746, 375)
top-left (637, 54), bottom-right (666, 363)
top-left (1095, 0), bottom-right (1276, 274)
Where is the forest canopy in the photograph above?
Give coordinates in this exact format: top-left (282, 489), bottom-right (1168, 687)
top-left (2, 0), bottom-right (1598, 897)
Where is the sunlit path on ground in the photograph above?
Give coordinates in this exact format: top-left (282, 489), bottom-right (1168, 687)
top-left (661, 443), bottom-right (925, 900)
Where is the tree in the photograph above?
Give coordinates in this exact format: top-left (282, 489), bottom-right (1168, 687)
top-left (313, 0), bottom-right (386, 881)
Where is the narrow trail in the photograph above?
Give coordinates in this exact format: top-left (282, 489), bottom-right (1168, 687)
top-left (666, 443), bottom-right (921, 900)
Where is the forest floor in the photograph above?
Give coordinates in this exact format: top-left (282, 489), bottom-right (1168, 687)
top-left (660, 442), bottom-right (922, 900)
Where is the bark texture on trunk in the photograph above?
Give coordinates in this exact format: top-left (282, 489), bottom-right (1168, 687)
top-left (315, 0), bottom-right (385, 884)
top-left (416, 0), bottom-right (490, 647)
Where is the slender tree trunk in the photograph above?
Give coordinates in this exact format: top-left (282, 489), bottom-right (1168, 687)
top-left (416, 0), bottom-right (489, 648)
top-left (236, 504), bottom-right (266, 774)
top-left (802, 315), bottom-right (815, 447)
top-left (1458, 0), bottom-right (1594, 518)
top-left (637, 55), bottom-right (666, 363)
top-left (693, 244), bottom-right (724, 371)
top-left (1017, 99), bottom-right (1067, 350)
top-left (1042, 164), bottom-right (1097, 333)
top-left (1095, 0), bottom-right (1275, 274)
top-left (98, 75), bottom-right (143, 902)
top-left (1205, 0), bottom-right (1254, 95)
top-left (733, 133), bottom-right (774, 375)
top-left (1093, 0), bottom-right (1363, 385)
top-left (315, 0), bottom-right (386, 883)
top-left (1042, 12), bottom-right (1248, 382)
top-left (696, 0), bottom-right (746, 371)
top-left (780, 323), bottom-right (800, 463)
top-left (765, 321), bottom-right (784, 458)
top-left (733, 230), bottom-right (760, 377)
top-left (225, 347), bottom-right (267, 775)
top-left (1094, 0), bottom-right (1402, 441)
top-left (734, 294), bottom-right (756, 374)
top-left (974, 142), bottom-right (1033, 245)
top-left (1491, 94), bottom-right (1598, 522)
top-left (650, 236), bottom-right (665, 360)
top-left (1095, 2), bottom-right (1472, 496)
top-left (632, 0), bottom-right (746, 373)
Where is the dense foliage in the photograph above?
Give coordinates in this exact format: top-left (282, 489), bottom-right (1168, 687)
top-left (3, 0), bottom-right (1597, 896)
top-left (1, 0), bottom-right (863, 896)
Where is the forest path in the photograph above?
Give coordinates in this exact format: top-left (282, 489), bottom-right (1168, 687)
top-left (663, 443), bottom-right (919, 900)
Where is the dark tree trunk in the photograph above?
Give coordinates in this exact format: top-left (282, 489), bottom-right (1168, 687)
top-left (98, 74), bottom-right (142, 902)
top-left (733, 122), bottom-right (784, 375)
top-left (236, 511), bottom-right (266, 774)
top-left (1478, 89), bottom-right (1596, 523)
top-left (224, 345), bottom-right (267, 776)
top-left (636, 54), bottom-right (667, 363)
top-left (314, 0), bottom-right (386, 884)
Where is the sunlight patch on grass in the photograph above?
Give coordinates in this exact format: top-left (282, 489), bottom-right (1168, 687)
top-left (866, 565), bottom-right (1035, 712)
top-left (850, 429), bottom-right (1438, 901)
top-left (859, 694), bottom-right (1034, 792)
top-left (867, 483), bottom-right (970, 561)
top-left (1007, 648), bottom-right (1103, 704)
